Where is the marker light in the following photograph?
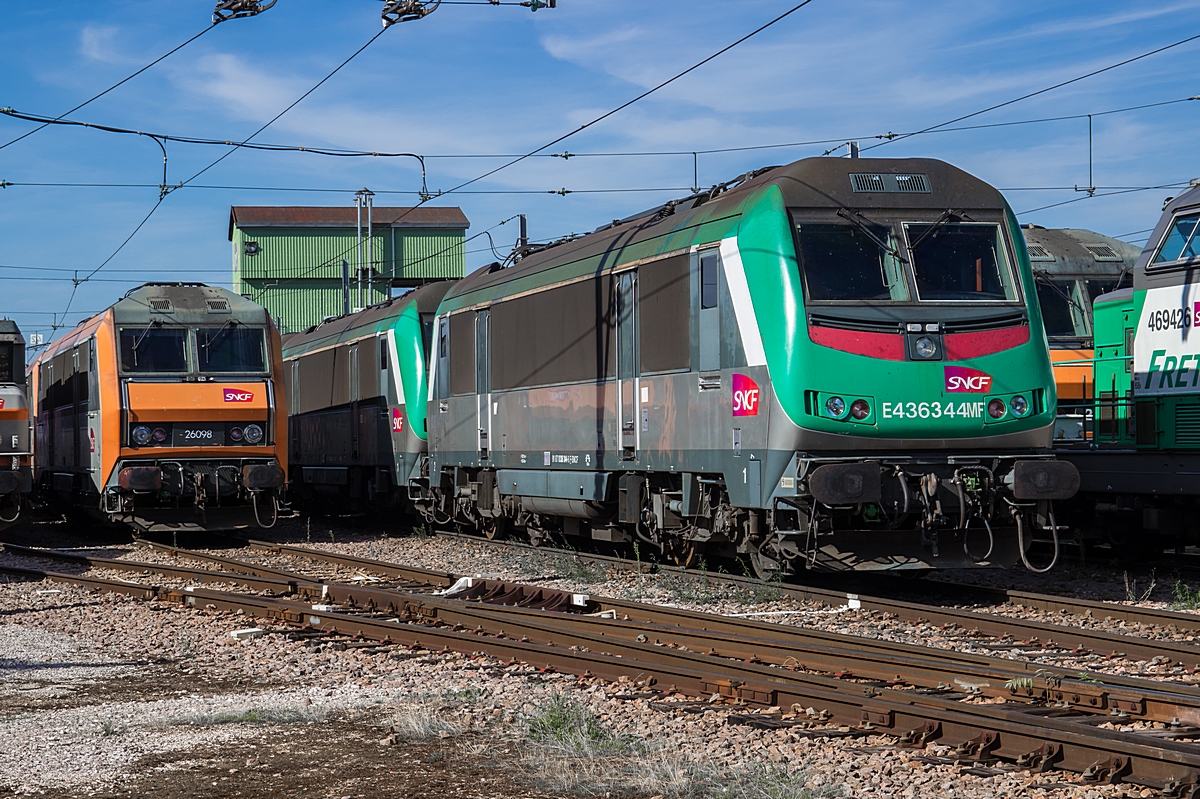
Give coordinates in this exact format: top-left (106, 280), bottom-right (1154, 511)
top-left (825, 397), bottom-right (846, 418)
top-left (914, 337), bottom-right (937, 359)
top-left (229, 427), bottom-right (244, 442)
top-left (132, 426), bottom-right (152, 446)
top-left (987, 399), bottom-right (1007, 419)
top-left (849, 399), bottom-right (871, 420)
top-left (243, 424), bottom-right (264, 444)
top-left (1010, 395), bottom-right (1029, 416)
top-left (151, 428), bottom-right (168, 443)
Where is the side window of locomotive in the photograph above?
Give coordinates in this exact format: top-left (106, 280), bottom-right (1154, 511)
top-left (796, 222), bottom-right (908, 302)
top-left (1152, 212), bottom-right (1200, 266)
top-left (639, 254), bottom-right (691, 373)
top-left (0, 342), bottom-right (12, 383)
top-left (197, 326), bottom-right (267, 373)
top-left (119, 327), bottom-right (188, 373)
top-left (904, 223), bottom-right (1018, 302)
top-left (448, 312), bottom-right (476, 396)
top-left (1035, 280), bottom-right (1087, 338)
top-left (435, 319), bottom-right (449, 399)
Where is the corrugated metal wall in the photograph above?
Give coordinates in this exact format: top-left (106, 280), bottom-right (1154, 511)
top-left (393, 229), bottom-right (466, 280)
top-left (234, 279), bottom-right (390, 335)
top-left (232, 224), bottom-right (466, 334)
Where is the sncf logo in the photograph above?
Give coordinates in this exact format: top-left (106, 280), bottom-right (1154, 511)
top-left (223, 389), bottom-right (254, 403)
top-left (732, 373), bottom-right (761, 417)
top-left (391, 407), bottom-right (404, 433)
top-left (944, 366), bottom-right (993, 394)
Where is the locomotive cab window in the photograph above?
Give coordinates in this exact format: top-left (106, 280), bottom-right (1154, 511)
top-left (904, 222), bottom-right (1018, 302)
top-left (1035, 279), bottom-right (1088, 339)
top-left (1151, 212), bottom-right (1200, 267)
top-left (119, 326), bottom-right (188, 373)
top-left (0, 342), bottom-right (12, 383)
top-left (197, 325), bottom-right (267, 373)
top-left (796, 222), bottom-right (909, 302)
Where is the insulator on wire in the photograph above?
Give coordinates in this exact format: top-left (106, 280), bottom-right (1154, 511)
top-left (381, 0), bottom-right (441, 27)
top-left (212, 0), bottom-right (277, 23)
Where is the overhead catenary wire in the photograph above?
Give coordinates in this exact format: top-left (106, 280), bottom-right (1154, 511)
top-left (860, 31), bottom-right (1200, 154)
top-left (261, 0), bottom-right (821, 290)
top-left (1016, 182), bottom-right (1191, 215)
top-left (0, 22), bottom-right (219, 152)
top-left (45, 20), bottom-right (408, 342)
top-left (6, 95), bottom-right (1195, 165)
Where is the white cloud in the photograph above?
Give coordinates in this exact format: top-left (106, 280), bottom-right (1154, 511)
top-left (79, 25), bottom-right (129, 65)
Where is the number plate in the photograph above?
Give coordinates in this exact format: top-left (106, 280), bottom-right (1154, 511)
top-left (172, 425), bottom-right (225, 447)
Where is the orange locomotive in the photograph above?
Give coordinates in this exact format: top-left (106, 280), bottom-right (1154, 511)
top-left (0, 320), bottom-right (33, 529)
top-left (28, 283), bottom-right (287, 532)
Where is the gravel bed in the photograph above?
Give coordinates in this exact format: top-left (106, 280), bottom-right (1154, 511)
top-left (0, 526), bottom-right (1154, 798)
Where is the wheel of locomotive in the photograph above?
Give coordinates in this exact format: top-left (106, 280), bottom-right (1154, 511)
top-left (482, 516), bottom-right (508, 541)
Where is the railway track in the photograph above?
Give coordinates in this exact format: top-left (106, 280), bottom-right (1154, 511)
top-left (430, 529), bottom-right (1200, 658)
top-left (7, 541), bottom-right (1200, 789)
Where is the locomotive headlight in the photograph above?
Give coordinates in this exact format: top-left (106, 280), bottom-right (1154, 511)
top-left (1010, 395), bottom-right (1029, 416)
top-left (824, 396), bottom-right (846, 418)
top-left (849, 399), bottom-right (871, 420)
top-left (243, 424), bottom-right (264, 444)
top-left (987, 398), bottom-right (1007, 419)
top-left (229, 427), bottom-right (244, 442)
top-left (914, 336), bottom-right (937, 359)
top-left (151, 428), bottom-right (168, 443)
top-left (131, 426), bottom-right (151, 446)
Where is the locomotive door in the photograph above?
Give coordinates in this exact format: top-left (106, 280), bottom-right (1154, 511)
top-left (616, 272), bottom-right (638, 458)
top-left (475, 310), bottom-right (491, 459)
top-left (698, 250), bottom-right (720, 375)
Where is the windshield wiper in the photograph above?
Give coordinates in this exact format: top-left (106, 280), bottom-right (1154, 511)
top-left (203, 319), bottom-right (240, 354)
top-left (907, 208), bottom-right (972, 253)
top-left (129, 319), bottom-right (162, 368)
top-left (835, 207), bottom-right (907, 263)
top-left (1034, 271), bottom-right (1088, 318)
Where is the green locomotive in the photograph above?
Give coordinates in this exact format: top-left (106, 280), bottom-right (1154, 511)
top-left (420, 157), bottom-right (1078, 574)
top-left (1059, 179), bottom-right (1200, 548)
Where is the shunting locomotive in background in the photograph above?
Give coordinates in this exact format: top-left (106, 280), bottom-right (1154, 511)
top-left (1020, 225), bottom-right (1138, 435)
top-left (1058, 179), bottom-right (1200, 549)
top-left (417, 156), bottom-right (1078, 575)
top-left (28, 283), bottom-right (287, 532)
top-left (282, 282), bottom-right (451, 509)
top-left (0, 320), bottom-right (32, 529)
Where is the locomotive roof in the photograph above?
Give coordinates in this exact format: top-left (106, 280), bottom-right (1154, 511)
top-left (1018, 226), bottom-right (1140, 278)
top-left (0, 319), bottom-right (24, 346)
top-left (441, 157), bottom-right (1006, 307)
top-left (110, 283), bottom-right (270, 325)
top-left (1133, 178), bottom-right (1200, 273)
top-left (282, 279), bottom-right (453, 355)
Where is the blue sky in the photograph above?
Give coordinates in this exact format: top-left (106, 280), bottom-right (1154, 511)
top-left (2, 0), bottom-right (1199, 344)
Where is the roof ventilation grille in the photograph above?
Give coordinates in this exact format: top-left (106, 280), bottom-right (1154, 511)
top-left (894, 174), bottom-right (929, 193)
top-left (148, 298), bottom-right (174, 313)
top-left (1026, 244), bottom-right (1056, 261)
top-left (1086, 244), bottom-right (1122, 262)
top-left (850, 173), bottom-right (931, 193)
top-left (206, 298), bottom-right (231, 313)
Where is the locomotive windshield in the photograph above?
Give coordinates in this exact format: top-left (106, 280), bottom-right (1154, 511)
top-left (905, 223), bottom-right (1018, 302)
top-left (1152, 212), bottom-right (1200, 266)
top-left (1035, 280), bottom-right (1087, 338)
top-left (0, 342), bottom-right (12, 383)
top-left (796, 222), bottom-right (909, 301)
top-left (198, 325), bottom-right (267, 373)
top-left (119, 326), bottom-right (187, 373)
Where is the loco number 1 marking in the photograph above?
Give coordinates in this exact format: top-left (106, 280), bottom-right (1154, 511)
top-left (881, 400), bottom-right (985, 420)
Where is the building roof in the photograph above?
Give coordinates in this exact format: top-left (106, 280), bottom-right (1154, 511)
top-left (228, 206), bottom-right (470, 239)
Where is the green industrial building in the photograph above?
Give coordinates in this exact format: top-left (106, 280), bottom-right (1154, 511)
top-left (229, 205), bottom-right (469, 333)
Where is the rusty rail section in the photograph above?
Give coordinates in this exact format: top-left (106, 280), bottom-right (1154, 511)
top-left (432, 530), bottom-right (1200, 661)
top-left (6, 560), bottom-right (1200, 792)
